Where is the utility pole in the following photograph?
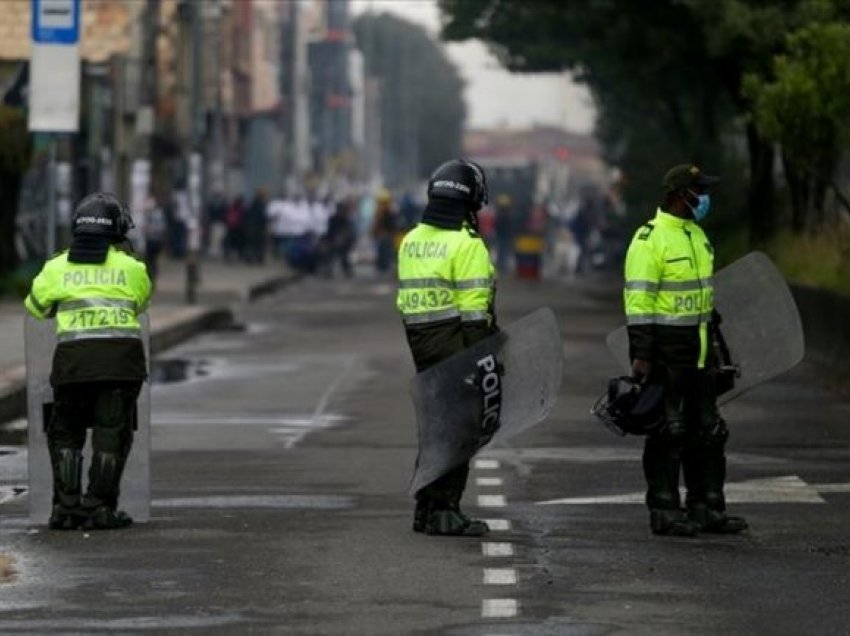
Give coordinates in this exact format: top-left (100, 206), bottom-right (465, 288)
top-left (184, 0), bottom-right (204, 304)
top-left (212, 0), bottom-right (226, 200)
top-left (132, 0), bottom-right (160, 253)
top-left (46, 138), bottom-right (57, 255)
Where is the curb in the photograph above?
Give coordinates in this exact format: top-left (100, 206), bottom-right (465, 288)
top-left (246, 273), bottom-right (299, 302)
top-left (0, 273), bottom-right (295, 427)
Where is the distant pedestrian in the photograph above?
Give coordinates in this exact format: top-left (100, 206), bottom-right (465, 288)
top-left (224, 195), bottom-right (246, 262)
top-left (286, 193), bottom-right (317, 273)
top-left (371, 189), bottom-right (397, 274)
top-left (168, 186), bottom-right (189, 259)
top-left (245, 189), bottom-right (269, 264)
top-left (142, 195), bottom-right (166, 285)
top-left (568, 199), bottom-right (593, 275)
top-left (325, 198), bottom-right (356, 278)
top-left (206, 190), bottom-right (228, 259)
top-left (267, 194), bottom-right (292, 261)
top-left (494, 193), bottom-right (515, 274)
top-left (399, 191), bottom-right (419, 230)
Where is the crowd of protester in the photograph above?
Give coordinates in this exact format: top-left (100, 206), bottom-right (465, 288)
top-left (140, 184), bottom-right (414, 282)
top-left (137, 179), bottom-right (624, 285)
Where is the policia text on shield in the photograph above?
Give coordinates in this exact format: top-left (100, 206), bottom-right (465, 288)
top-left (24, 193), bottom-right (152, 531)
top-left (614, 164), bottom-right (748, 537)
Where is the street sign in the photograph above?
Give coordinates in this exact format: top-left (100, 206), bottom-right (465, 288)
top-left (28, 0), bottom-right (82, 133)
top-left (32, 0), bottom-right (80, 44)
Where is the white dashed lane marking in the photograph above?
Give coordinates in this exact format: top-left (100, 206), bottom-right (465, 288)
top-left (478, 494), bottom-right (506, 508)
top-left (483, 519), bottom-right (511, 532)
top-left (474, 456), bottom-right (518, 622)
top-left (482, 598), bottom-right (518, 618)
top-left (482, 542), bottom-right (514, 557)
top-left (483, 568), bottom-right (517, 585)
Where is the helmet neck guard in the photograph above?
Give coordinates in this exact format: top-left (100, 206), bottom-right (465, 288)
top-left (421, 198), bottom-right (467, 230)
top-left (68, 234), bottom-right (111, 264)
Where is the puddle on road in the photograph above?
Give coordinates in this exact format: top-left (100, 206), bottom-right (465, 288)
top-left (0, 485), bottom-right (28, 506)
top-left (0, 554), bottom-right (17, 584)
top-left (153, 494), bottom-right (354, 510)
top-left (0, 420), bottom-right (27, 446)
top-left (150, 359), bottom-right (211, 384)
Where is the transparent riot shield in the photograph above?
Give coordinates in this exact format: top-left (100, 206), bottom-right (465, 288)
top-left (410, 307), bottom-right (564, 494)
top-left (25, 314), bottom-right (151, 524)
top-left (606, 251), bottom-right (805, 404)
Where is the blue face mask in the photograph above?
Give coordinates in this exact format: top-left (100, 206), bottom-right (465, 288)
top-left (687, 190), bottom-right (711, 222)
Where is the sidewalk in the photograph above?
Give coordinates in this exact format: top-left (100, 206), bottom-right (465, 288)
top-left (0, 256), bottom-right (295, 423)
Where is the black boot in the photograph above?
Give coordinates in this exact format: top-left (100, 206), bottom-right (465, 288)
top-left (82, 452), bottom-right (133, 530)
top-left (650, 509), bottom-right (699, 537)
top-left (84, 506), bottom-right (133, 530)
top-left (413, 498), bottom-right (431, 533)
top-left (425, 509), bottom-right (489, 537)
top-left (48, 448), bottom-right (84, 530)
top-left (685, 431), bottom-right (747, 534)
top-left (429, 462), bottom-right (489, 537)
top-left (688, 503), bottom-right (748, 534)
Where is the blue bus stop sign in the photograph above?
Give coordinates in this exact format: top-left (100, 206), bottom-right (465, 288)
top-left (31, 0), bottom-right (80, 45)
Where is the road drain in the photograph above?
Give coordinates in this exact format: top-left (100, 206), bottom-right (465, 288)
top-left (0, 554), bottom-right (17, 584)
top-left (150, 359), bottom-right (211, 385)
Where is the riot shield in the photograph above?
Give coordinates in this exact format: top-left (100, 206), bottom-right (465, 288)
top-left (25, 314), bottom-right (151, 524)
top-left (410, 307), bottom-right (564, 494)
top-left (606, 251), bottom-right (805, 404)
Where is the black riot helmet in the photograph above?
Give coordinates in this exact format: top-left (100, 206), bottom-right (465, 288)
top-left (591, 376), bottom-right (665, 436)
top-left (427, 159), bottom-right (489, 210)
top-left (71, 192), bottom-right (134, 240)
top-left (423, 159), bottom-right (489, 230)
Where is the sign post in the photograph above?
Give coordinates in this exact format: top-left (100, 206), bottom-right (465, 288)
top-left (28, 0), bottom-right (81, 256)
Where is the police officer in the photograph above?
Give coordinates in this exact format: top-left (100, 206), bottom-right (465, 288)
top-left (624, 164), bottom-right (748, 537)
top-left (25, 193), bottom-right (152, 530)
top-left (397, 159), bottom-right (496, 537)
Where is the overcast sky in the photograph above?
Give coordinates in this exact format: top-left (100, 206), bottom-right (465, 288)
top-left (349, 0), bottom-right (596, 133)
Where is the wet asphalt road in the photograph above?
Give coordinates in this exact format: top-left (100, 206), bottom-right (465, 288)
top-left (1, 270), bottom-right (850, 635)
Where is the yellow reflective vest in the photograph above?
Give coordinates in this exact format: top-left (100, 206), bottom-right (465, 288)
top-left (25, 246), bottom-right (152, 342)
top-left (396, 222), bottom-right (494, 327)
top-left (624, 209), bottom-right (714, 368)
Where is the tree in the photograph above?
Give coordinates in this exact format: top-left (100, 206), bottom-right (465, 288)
top-left (353, 12), bottom-right (466, 187)
top-left (0, 105), bottom-right (32, 274)
top-left (438, 0), bottom-right (850, 245)
top-left (745, 22), bottom-right (850, 233)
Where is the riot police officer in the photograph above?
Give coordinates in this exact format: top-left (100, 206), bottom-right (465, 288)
top-left (624, 164), bottom-right (748, 537)
top-left (397, 159), bottom-right (497, 537)
top-left (25, 193), bottom-right (152, 530)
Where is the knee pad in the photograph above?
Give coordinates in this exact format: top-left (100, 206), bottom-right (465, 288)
top-left (660, 417), bottom-right (688, 445)
top-left (697, 416), bottom-right (729, 448)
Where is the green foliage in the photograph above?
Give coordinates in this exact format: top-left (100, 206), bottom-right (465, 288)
top-left (353, 12), bottom-right (466, 186)
top-left (745, 22), bottom-right (850, 166)
top-left (438, 0), bottom-right (850, 247)
top-left (0, 106), bottom-right (32, 174)
top-left (440, 0), bottom-right (744, 221)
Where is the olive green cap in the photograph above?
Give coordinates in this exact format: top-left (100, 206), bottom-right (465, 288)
top-left (662, 164), bottom-right (720, 194)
